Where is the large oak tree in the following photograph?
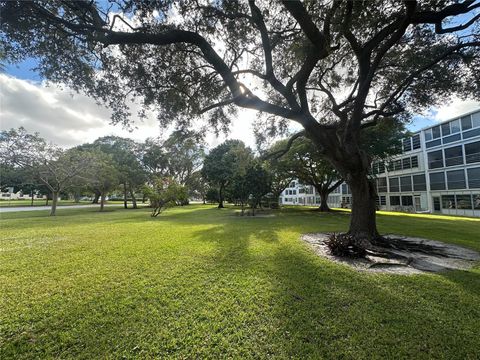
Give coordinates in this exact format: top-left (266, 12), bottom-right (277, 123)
top-left (2, 0), bottom-right (479, 241)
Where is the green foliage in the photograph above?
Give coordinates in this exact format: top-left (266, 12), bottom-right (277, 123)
top-left (202, 140), bottom-right (254, 207)
top-left (143, 177), bottom-right (188, 217)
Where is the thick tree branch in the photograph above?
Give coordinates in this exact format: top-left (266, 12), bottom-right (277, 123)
top-left (263, 131), bottom-right (306, 160)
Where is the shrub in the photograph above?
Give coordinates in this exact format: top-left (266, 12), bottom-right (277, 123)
top-left (325, 233), bottom-right (367, 258)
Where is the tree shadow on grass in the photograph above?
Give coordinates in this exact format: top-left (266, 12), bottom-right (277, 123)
top-left (188, 210), bottom-right (480, 358)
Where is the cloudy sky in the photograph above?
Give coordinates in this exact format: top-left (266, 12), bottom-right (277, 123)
top-left (1, 58), bottom-right (479, 149)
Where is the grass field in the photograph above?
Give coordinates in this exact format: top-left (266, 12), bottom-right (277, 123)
top-left (1, 205), bottom-right (479, 359)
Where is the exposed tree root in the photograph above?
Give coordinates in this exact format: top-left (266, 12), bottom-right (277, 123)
top-left (303, 233), bottom-right (480, 274)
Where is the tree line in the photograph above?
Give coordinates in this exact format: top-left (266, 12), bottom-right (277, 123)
top-left (1, 121), bottom-right (402, 216)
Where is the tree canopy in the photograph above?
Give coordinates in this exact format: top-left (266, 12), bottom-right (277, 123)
top-left (2, 0), bottom-right (478, 240)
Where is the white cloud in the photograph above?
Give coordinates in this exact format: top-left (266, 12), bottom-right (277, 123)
top-left (0, 74), bottom-right (257, 149)
top-left (429, 97), bottom-right (480, 122)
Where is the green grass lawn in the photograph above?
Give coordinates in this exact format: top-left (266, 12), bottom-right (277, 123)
top-left (1, 205), bottom-right (479, 359)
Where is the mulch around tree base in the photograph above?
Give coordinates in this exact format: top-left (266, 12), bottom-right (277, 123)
top-left (302, 233), bottom-right (480, 275)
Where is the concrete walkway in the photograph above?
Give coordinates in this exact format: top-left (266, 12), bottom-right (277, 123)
top-left (0, 204), bottom-right (122, 213)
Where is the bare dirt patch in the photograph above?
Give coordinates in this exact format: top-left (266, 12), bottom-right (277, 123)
top-left (302, 233), bottom-right (480, 275)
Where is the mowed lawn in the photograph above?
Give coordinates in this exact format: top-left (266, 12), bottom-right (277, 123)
top-left (1, 206), bottom-right (479, 359)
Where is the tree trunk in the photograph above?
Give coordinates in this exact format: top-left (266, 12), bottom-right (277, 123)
top-left (50, 191), bottom-right (58, 216)
top-left (100, 193), bottom-right (106, 212)
top-left (347, 173), bottom-right (379, 242)
top-left (318, 190), bottom-right (331, 212)
top-left (129, 187), bottom-right (137, 209)
top-left (30, 190), bottom-right (34, 206)
top-left (123, 183), bottom-right (128, 209)
top-left (218, 184), bottom-right (224, 208)
top-left (92, 190), bottom-right (100, 204)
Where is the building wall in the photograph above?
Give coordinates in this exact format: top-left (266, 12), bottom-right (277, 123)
top-left (280, 108), bottom-right (480, 217)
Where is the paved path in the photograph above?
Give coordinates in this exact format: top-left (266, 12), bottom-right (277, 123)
top-left (0, 204), bottom-right (122, 213)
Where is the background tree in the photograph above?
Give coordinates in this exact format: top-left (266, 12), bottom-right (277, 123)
top-left (85, 151), bottom-right (120, 212)
top-left (202, 140), bottom-right (253, 208)
top-left (245, 162), bottom-right (272, 215)
top-left (143, 177), bottom-right (188, 217)
top-left (2, 1), bottom-right (479, 242)
top-left (91, 136), bottom-right (146, 209)
top-left (0, 128), bottom-right (95, 215)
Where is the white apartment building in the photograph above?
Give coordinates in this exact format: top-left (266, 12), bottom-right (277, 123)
top-left (279, 108), bottom-right (480, 217)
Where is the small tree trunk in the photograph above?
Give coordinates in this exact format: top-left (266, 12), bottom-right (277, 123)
top-left (50, 191), bottom-right (58, 216)
top-left (129, 187), bottom-right (137, 209)
top-left (92, 190), bottom-right (100, 204)
top-left (218, 184), bottom-right (224, 208)
top-left (347, 173), bottom-right (379, 242)
top-left (100, 193), bottom-right (106, 212)
top-left (123, 183), bottom-right (128, 209)
top-left (31, 190), bottom-right (34, 206)
top-left (319, 190), bottom-right (331, 212)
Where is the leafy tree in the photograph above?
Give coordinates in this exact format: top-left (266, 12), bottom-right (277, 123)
top-left (2, 1), bottom-right (478, 241)
top-left (85, 151), bottom-right (120, 212)
top-left (202, 140), bottom-right (253, 208)
top-left (0, 128), bottom-right (95, 215)
top-left (143, 177), bottom-right (188, 217)
top-left (279, 138), bottom-right (343, 212)
top-left (91, 136), bottom-right (146, 209)
top-left (245, 163), bottom-right (271, 215)
top-left (185, 170), bottom-right (208, 204)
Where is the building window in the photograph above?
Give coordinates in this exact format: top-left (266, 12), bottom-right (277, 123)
top-left (443, 133), bottom-right (462, 144)
top-left (441, 195), bottom-right (456, 209)
top-left (473, 112), bottom-right (480, 128)
top-left (402, 138), bottom-right (412, 152)
top-left (390, 196), bottom-right (400, 206)
top-left (451, 119), bottom-right (461, 133)
top-left (474, 194), bottom-right (480, 210)
top-left (392, 159), bottom-right (402, 171)
top-left (412, 174), bottom-right (427, 191)
top-left (400, 176), bottom-right (412, 192)
top-left (461, 115), bottom-right (472, 131)
top-left (447, 169), bottom-right (466, 190)
top-left (467, 167), bottom-right (480, 189)
top-left (444, 146), bottom-right (463, 167)
top-left (389, 177), bottom-right (400, 192)
top-left (429, 172), bottom-right (446, 190)
top-left (425, 128), bottom-right (432, 141)
top-left (401, 196), bottom-right (413, 206)
top-left (428, 150), bottom-right (443, 169)
top-left (377, 177), bottom-right (388, 193)
top-left (380, 196), bottom-right (386, 206)
top-left (378, 162), bottom-right (385, 174)
top-left (456, 195), bottom-right (472, 210)
top-left (465, 141), bottom-right (480, 164)
top-left (402, 157), bottom-right (411, 169)
top-left (411, 156), bottom-right (418, 168)
top-left (412, 134), bottom-right (421, 149)
top-left (432, 126), bottom-right (441, 139)
top-left (426, 139), bottom-right (442, 148)
top-left (441, 122), bottom-right (450, 136)
top-left (292, 190), bottom-right (296, 195)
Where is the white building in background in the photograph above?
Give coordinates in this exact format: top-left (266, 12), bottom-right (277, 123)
top-left (0, 187), bottom-right (47, 200)
top-left (279, 108), bottom-right (480, 217)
